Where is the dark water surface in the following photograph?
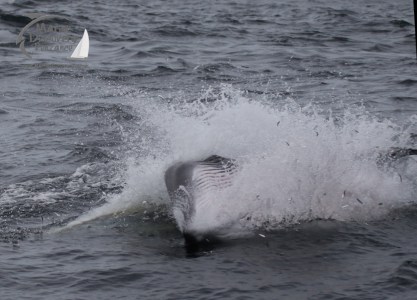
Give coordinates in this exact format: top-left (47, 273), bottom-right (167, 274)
top-left (1, 0), bottom-right (417, 299)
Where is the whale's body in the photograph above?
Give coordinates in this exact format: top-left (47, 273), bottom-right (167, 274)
top-left (164, 148), bottom-right (417, 246)
top-left (164, 155), bottom-right (237, 244)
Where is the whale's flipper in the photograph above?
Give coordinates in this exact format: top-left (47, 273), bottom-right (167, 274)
top-left (164, 155), bottom-right (238, 245)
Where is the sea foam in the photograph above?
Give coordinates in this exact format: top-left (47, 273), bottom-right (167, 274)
top-left (65, 84), bottom-right (417, 235)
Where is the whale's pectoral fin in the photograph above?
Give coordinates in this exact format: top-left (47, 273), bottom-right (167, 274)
top-left (171, 185), bottom-right (195, 232)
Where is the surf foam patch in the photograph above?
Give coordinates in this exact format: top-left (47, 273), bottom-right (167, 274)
top-left (62, 84), bottom-right (417, 234)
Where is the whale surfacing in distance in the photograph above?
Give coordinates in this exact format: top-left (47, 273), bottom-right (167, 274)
top-left (164, 155), bottom-right (238, 245)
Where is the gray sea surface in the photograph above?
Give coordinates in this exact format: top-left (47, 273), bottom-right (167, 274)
top-left (1, 0), bottom-right (417, 299)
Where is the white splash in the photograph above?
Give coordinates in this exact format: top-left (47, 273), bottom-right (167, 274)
top-left (63, 84), bottom-right (417, 235)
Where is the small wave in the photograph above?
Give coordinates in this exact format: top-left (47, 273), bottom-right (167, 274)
top-left (56, 103), bottom-right (136, 121)
top-left (365, 44), bottom-right (393, 52)
top-left (197, 63), bottom-right (236, 73)
top-left (152, 25), bottom-right (197, 37)
top-left (149, 65), bottom-right (182, 74)
top-left (62, 146), bottom-right (115, 163)
top-left (392, 97), bottom-right (417, 102)
top-left (390, 20), bottom-right (412, 28)
top-left (397, 79), bottom-right (417, 86)
top-left (0, 10), bottom-right (31, 26)
top-left (379, 260), bottom-right (417, 291)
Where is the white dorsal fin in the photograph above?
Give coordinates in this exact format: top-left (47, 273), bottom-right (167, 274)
top-left (70, 29), bottom-right (89, 59)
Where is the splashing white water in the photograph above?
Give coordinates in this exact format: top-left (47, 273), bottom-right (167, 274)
top-left (65, 84), bottom-right (417, 234)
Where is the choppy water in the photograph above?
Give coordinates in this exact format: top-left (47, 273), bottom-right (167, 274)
top-left (1, 0), bottom-right (417, 299)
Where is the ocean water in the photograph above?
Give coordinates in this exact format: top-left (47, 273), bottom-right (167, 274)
top-left (1, 0), bottom-right (417, 299)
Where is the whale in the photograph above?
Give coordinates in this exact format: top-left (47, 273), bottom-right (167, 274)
top-left (164, 155), bottom-right (238, 245)
top-left (165, 148), bottom-right (416, 246)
